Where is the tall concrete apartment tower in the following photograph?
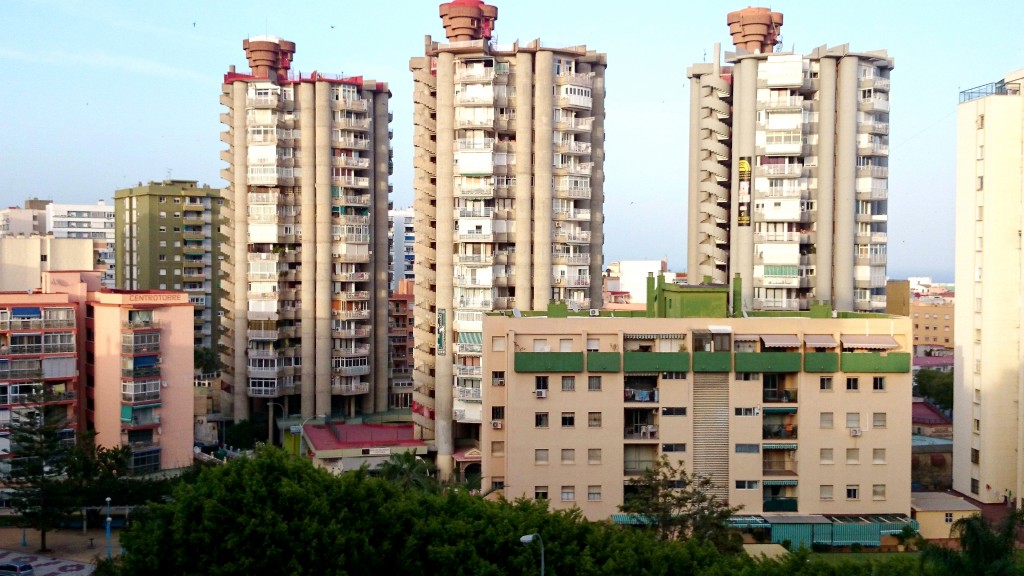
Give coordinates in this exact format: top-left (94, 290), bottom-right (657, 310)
top-left (219, 37), bottom-right (392, 422)
top-left (687, 8), bottom-right (893, 313)
top-left (410, 0), bottom-right (607, 476)
top-left (953, 70), bottom-right (1024, 505)
top-left (114, 179), bottom-right (222, 350)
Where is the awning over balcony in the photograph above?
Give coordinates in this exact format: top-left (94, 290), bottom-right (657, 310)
top-left (624, 333), bottom-right (685, 340)
top-left (134, 355), bottom-right (159, 367)
top-left (11, 307), bottom-right (41, 318)
top-left (121, 405), bottom-right (133, 422)
top-left (763, 443), bottom-right (798, 450)
top-left (762, 407), bottom-right (797, 415)
top-left (761, 335), bottom-right (801, 348)
top-left (457, 332), bottom-right (482, 345)
top-left (734, 334), bottom-right (759, 342)
top-left (841, 335), bottom-right (898, 349)
top-left (804, 334), bottom-right (838, 348)
top-left (707, 325), bottom-right (732, 334)
top-left (762, 479), bottom-right (798, 486)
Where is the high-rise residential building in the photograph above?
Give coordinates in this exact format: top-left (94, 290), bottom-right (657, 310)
top-left (388, 207), bottom-right (415, 290)
top-left (410, 0), bottom-right (607, 477)
top-left (953, 70), bottom-right (1024, 505)
top-left (114, 179), bottom-right (223, 350)
top-left (219, 37), bottom-right (392, 423)
top-left (0, 236), bottom-right (94, 292)
top-left (687, 7), bottom-right (893, 313)
top-left (388, 279), bottom-right (414, 410)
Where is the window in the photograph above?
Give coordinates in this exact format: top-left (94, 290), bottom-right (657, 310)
top-left (820, 448), bottom-right (834, 464)
top-left (158, 226), bottom-right (167, 233)
top-left (491, 441), bottom-right (505, 456)
top-left (662, 371), bottom-right (687, 380)
top-left (974, 419), bottom-right (980, 433)
top-left (491, 371), bottom-right (505, 386)
top-left (820, 376), bottom-right (833, 391)
top-left (971, 478), bottom-right (979, 494)
top-left (561, 449), bottom-right (575, 464)
top-left (735, 407), bottom-right (757, 416)
top-left (662, 407), bottom-right (687, 416)
top-left (872, 412), bottom-right (887, 428)
top-left (820, 485), bottom-right (834, 500)
top-left (846, 412), bottom-right (860, 428)
top-left (872, 377), bottom-right (886, 391)
top-left (559, 338), bottom-right (572, 352)
top-left (534, 449), bottom-right (549, 464)
top-left (846, 485), bottom-right (860, 500)
top-left (736, 372), bottom-right (760, 381)
top-left (535, 486), bottom-right (549, 500)
top-left (587, 485), bottom-right (602, 501)
top-left (588, 448), bottom-right (601, 464)
top-left (735, 480), bottom-right (758, 490)
top-left (492, 479), bottom-right (505, 490)
top-left (561, 412), bottom-right (575, 427)
top-left (532, 339), bottom-right (549, 352)
top-left (873, 448), bottom-right (886, 464)
top-left (588, 376), bottom-right (602, 391)
top-left (820, 412), bottom-right (834, 429)
top-left (846, 377), bottom-right (859, 391)
top-left (971, 448), bottom-right (980, 464)
top-left (586, 338), bottom-right (599, 352)
top-left (491, 406), bottom-right (505, 420)
top-left (588, 412), bottom-right (602, 427)
top-left (945, 512), bottom-right (954, 524)
top-left (535, 376), bottom-right (549, 391)
top-left (736, 444), bottom-right (760, 454)
top-left (562, 376), bottom-right (575, 391)
top-left (561, 486), bottom-right (575, 501)
top-left (662, 443), bottom-right (686, 452)
top-left (492, 336), bottom-right (506, 351)
top-left (535, 413), bottom-right (549, 428)
top-left (872, 484), bottom-right (886, 500)
top-left (846, 448), bottom-right (860, 464)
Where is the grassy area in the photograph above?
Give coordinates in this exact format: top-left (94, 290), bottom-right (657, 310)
top-left (810, 551), bottom-right (921, 564)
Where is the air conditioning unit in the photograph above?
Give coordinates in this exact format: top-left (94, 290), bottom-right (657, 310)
top-left (491, 420), bottom-right (503, 429)
top-left (535, 389), bottom-right (548, 399)
top-left (589, 308), bottom-right (600, 317)
top-left (850, 428), bottom-right (862, 437)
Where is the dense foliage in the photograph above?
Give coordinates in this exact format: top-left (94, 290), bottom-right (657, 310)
top-left (915, 369), bottom-right (953, 411)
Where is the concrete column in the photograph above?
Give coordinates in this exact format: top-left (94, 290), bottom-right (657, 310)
top-left (815, 58), bottom-right (838, 305)
top-left (588, 61), bottom-right (607, 308)
top-left (299, 82), bottom-right (317, 418)
top-left (435, 51), bottom-right (456, 479)
top-left (231, 82), bottom-right (249, 422)
top-left (730, 58), bottom-right (757, 309)
top-left (833, 56), bottom-right (859, 311)
top-left (687, 72), bottom-right (703, 283)
top-left (532, 51), bottom-right (555, 310)
top-left (372, 90), bottom-right (392, 413)
top-left (513, 53), bottom-right (534, 309)
top-left (314, 81), bottom-right (332, 416)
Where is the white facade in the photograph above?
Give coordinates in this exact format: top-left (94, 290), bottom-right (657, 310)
top-left (388, 208), bottom-right (414, 291)
top-left (46, 201), bottom-right (116, 288)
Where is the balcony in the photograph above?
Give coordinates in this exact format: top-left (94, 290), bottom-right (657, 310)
top-left (333, 381), bottom-right (370, 395)
top-left (456, 138), bottom-right (494, 151)
top-left (555, 116), bottom-right (593, 132)
top-left (455, 207), bottom-right (495, 219)
top-left (763, 424), bottom-right (798, 440)
top-left (333, 194), bottom-right (371, 206)
top-left (840, 352), bottom-right (910, 373)
top-left (555, 72), bottom-right (593, 88)
top-left (553, 230), bottom-right (591, 244)
top-left (334, 364), bottom-right (370, 377)
top-left (553, 208), bottom-right (591, 222)
top-left (122, 366), bottom-right (161, 379)
top-left (859, 121), bottom-right (889, 135)
top-left (455, 93), bottom-right (494, 106)
top-left (621, 352), bottom-right (690, 373)
top-left (455, 365), bottom-right (482, 377)
top-left (334, 345), bottom-right (371, 358)
top-left (336, 291), bottom-right (370, 301)
top-left (624, 423), bottom-right (658, 440)
top-left (122, 319), bottom-right (159, 330)
top-left (514, 352), bottom-right (584, 373)
top-left (803, 352), bottom-right (838, 373)
top-left (333, 252), bottom-right (371, 263)
top-left (692, 351), bottom-right (732, 372)
top-left (247, 329), bottom-right (278, 341)
top-left (455, 67), bottom-right (495, 83)
top-left (553, 185), bottom-right (591, 200)
top-left (762, 388), bottom-right (798, 403)
top-left (734, 352), bottom-right (802, 373)
top-left (332, 326), bottom-right (371, 338)
top-left (332, 138), bottom-right (370, 151)
top-left (858, 142), bottom-right (889, 156)
top-left (753, 298), bottom-right (808, 312)
top-left (455, 184), bottom-right (495, 199)
top-left (858, 97), bottom-right (890, 112)
top-left (551, 252), bottom-right (590, 266)
top-left (121, 389), bottom-right (161, 403)
top-left (455, 253), bottom-right (494, 266)
top-left (553, 162), bottom-right (593, 177)
top-left (333, 176), bottom-right (370, 188)
top-left (246, 95), bottom-right (281, 108)
top-left (455, 343), bottom-right (483, 355)
top-left (760, 96), bottom-right (804, 110)
top-left (331, 98), bottom-right (369, 112)
top-left (457, 231), bottom-right (494, 243)
top-left (762, 497), bottom-right (798, 512)
top-left (454, 385), bottom-right (482, 401)
top-left (756, 164), bottom-right (803, 178)
top-left (555, 141), bottom-right (592, 155)
top-left (762, 463), bottom-right (798, 476)
top-left (860, 76), bottom-right (891, 91)
top-left (558, 94), bottom-right (592, 110)
top-left (552, 275), bottom-right (591, 288)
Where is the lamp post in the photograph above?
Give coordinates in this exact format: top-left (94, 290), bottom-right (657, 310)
top-left (105, 496), bottom-right (112, 560)
top-left (298, 414), bottom-right (325, 458)
top-left (267, 401), bottom-right (283, 447)
top-left (520, 533), bottom-right (544, 576)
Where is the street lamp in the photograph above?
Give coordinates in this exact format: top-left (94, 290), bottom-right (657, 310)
top-left (520, 533), bottom-right (544, 576)
top-left (105, 496), bottom-right (112, 560)
top-left (298, 414), bottom-right (325, 457)
top-left (267, 401), bottom-right (284, 447)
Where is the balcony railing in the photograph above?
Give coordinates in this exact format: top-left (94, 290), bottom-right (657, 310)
top-left (624, 424), bottom-right (658, 439)
top-left (762, 424), bottom-right (798, 439)
top-left (454, 386), bottom-right (482, 401)
top-left (763, 497), bottom-right (798, 512)
top-left (762, 389), bottom-right (798, 403)
top-left (455, 365), bottom-right (482, 377)
top-left (122, 390), bottom-right (161, 403)
top-left (334, 382), bottom-right (370, 395)
top-left (122, 366), bottom-right (161, 379)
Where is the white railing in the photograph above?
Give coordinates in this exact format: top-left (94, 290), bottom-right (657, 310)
top-left (454, 385), bottom-right (482, 400)
top-left (456, 365), bottom-right (483, 377)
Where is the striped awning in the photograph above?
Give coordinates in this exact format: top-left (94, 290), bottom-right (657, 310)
top-left (624, 333), bottom-right (684, 340)
top-left (763, 443), bottom-right (798, 450)
top-left (457, 332), bottom-right (482, 345)
top-left (804, 334), bottom-right (838, 348)
top-left (762, 479), bottom-right (799, 486)
top-left (761, 335), bottom-right (801, 348)
top-left (841, 335), bottom-right (898, 349)
top-left (734, 334), bottom-right (760, 342)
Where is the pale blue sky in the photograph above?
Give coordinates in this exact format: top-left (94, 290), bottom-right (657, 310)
top-left (2, 0), bottom-right (1022, 281)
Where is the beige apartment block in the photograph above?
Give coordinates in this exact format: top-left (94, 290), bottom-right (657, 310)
top-left (911, 301), bottom-right (953, 352)
top-left (410, 0), bottom-right (607, 478)
top-left (219, 37), bottom-right (392, 422)
top-left (481, 313), bottom-right (912, 521)
top-left (687, 7), bottom-right (893, 313)
top-left (953, 70), bottom-right (1024, 504)
top-left (0, 235), bottom-right (95, 292)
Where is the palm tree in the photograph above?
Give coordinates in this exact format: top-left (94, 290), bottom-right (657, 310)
top-left (378, 452), bottom-right (438, 493)
top-left (923, 509), bottom-right (1024, 576)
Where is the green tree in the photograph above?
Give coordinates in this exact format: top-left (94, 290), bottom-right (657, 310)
top-left (193, 347), bottom-right (220, 374)
top-left (6, 399), bottom-right (77, 552)
top-left (378, 451), bottom-right (438, 493)
top-left (63, 430), bottom-right (132, 507)
top-left (922, 510), bottom-right (1024, 576)
top-left (224, 418), bottom-right (260, 450)
top-left (915, 369), bottom-right (954, 411)
top-left (618, 455), bottom-right (742, 551)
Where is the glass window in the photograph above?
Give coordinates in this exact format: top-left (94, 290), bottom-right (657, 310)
top-left (873, 448), bottom-right (886, 464)
top-left (736, 444), bottom-right (760, 454)
top-left (820, 412), bottom-right (833, 428)
top-left (535, 376), bottom-right (548, 390)
top-left (561, 412), bottom-right (575, 427)
top-left (820, 376), bottom-right (833, 391)
top-left (561, 449), bottom-right (575, 464)
top-left (872, 377), bottom-right (886, 391)
top-left (534, 449), bottom-right (548, 464)
top-left (588, 448), bottom-right (601, 464)
top-left (587, 485), bottom-right (602, 501)
top-left (588, 376), bottom-right (601, 391)
top-left (820, 485), bottom-right (834, 500)
top-left (872, 484), bottom-right (886, 500)
top-left (562, 376), bottom-right (575, 391)
top-left (820, 448), bottom-right (833, 463)
top-left (560, 486), bottom-right (575, 501)
top-left (535, 486), bottom-right (548, 500)
top-left (846, 485), bottom-right (860, 500)
top-left (846, 412), bottom-right (860, 428)
top-left (846, 448), bottom-right (859, 464)
top-left (872, 412), bottom-right (887, 428)
top-left (588, 412), bottom-right (602, 427)
top-left (846, 377), bottom-right (859, 391)
top-left (535, 413), bottom-right (549, 428)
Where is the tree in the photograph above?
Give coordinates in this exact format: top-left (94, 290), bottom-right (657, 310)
top-left (224, 418), bottom-right (260, 450)
top-left (922, 510), bottom-right (1024, 576)
top-left (6, 398), bottom-right (78, 552)
top-left (618, 455), bottom-right (742, 551)
top-left (62, 430), bottom-right (132, 508)
top-left (915, 369), bottom-right (953, 411)
top-left (193, 347), bottom-right (220, 374)
top-left (377, 451), bottom-right (438, 493)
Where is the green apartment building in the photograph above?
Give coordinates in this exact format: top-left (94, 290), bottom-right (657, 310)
top-left (114, 179), bottom-right (222, 352)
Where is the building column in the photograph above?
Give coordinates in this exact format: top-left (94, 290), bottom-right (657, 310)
top-left (588, 61), bottom-right (606, 308)
top-left (231, 81), bottom-right (250, 422)
top-left (372, 90), bottom-right (392, 413)
top-left (435, 51), bottom-right (456, 479)
top-left (687, 70), bottom-right (703, 283)
top-left (730, 58), bottom-right (757, 310)
top-left (532, 51), bottom-right (555, 310)
top-left (513, 53), bottom-right (534, 310)
top-left (833, 56), bottom-right (859, 311)
top-left (815, 58), bottom-right (838, 305)
top-left (299, 82), bottom-right (317, 418)
top-left (314, 81), bottom-right (332, 416)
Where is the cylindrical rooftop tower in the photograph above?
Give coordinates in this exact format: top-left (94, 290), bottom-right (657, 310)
top-left (242, 36), bottom-right (296, 79)
top-left (726, 7), bottom-right (783, 53)
top-left (439, 0), bottom-right (498, 42)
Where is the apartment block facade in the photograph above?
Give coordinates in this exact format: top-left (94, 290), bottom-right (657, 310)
top-left (114, 179), bottom-right (222, 350)
top-left (687, 7), bottom-right (893, 313)
top-left (953, 70), bottom-right (1024, 505)
top-left (388, 208), bottom-right (415, 290)
top-left (219, 37), bottom-right (392, 422)
top-left (410, 0), bottom-right (607, 476)
top-left (911, 301), bottom-right (953, 353)
top-left (388, 280), bottom-right (414, 410)
top-left (481, 312), bottom-right (912, 521)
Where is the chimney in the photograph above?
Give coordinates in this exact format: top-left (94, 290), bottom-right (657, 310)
top-left (439, 0), bottom-right (498, 42)
top-left (726, 7), bottom-right (783, 54)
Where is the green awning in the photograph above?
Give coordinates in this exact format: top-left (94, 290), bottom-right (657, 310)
top-left (763, 443), bottom-right (798, 450)
top-left (457, 332), bottom-right (482, 345)
top-left (133, 402), bottom-right (162, 410)
top-left (611, 514), bottom-right (654, 526)
top-left (762, 479), bottom-right (798, 486)
top-left (120, 405), bottom-right (133, 422)
top-left (763, 407), bottom-right (798, 414)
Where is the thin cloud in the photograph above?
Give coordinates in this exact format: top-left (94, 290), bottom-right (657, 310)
top-left (0, 48), bottom-right (207, 82)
